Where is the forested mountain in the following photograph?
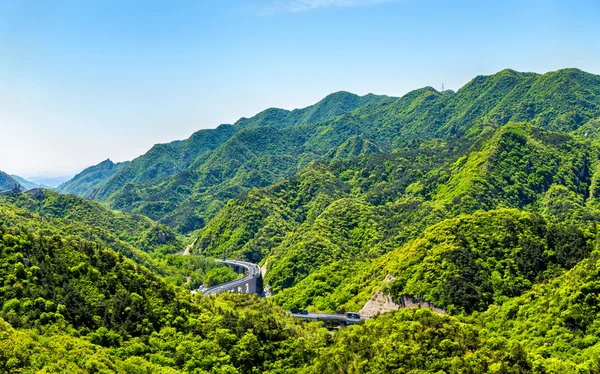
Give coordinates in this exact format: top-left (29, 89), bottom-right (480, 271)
top-left (4, 68), bottom-right (600, 372)
top-left (196, 121), bottom-right (598, 297)
top-left (57, 159), bottom-right (127, 197)
top-left (0, 199), bottom-right (327, 372)
top-left (59, 92), bottom-right (388, 200)
top-left (60, 68), bottom-right (600, 236)
top-left (54, 92), bottom-right (387, 233)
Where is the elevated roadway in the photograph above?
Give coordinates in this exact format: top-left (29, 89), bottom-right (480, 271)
top-left (287, 312), bottom-right (365, 325)
top-left (201, 259), bottom-right (262, 295)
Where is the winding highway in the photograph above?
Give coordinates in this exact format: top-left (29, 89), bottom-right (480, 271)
top-left (199, 259), bottom-right (365, 325)
top-left (201, 259), bottom-right (262, 295)
top-left (288, 312), bottom-right (364, 325)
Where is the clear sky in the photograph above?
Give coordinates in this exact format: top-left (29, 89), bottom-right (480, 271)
top-left (1, 0), bottom-right (599, 177)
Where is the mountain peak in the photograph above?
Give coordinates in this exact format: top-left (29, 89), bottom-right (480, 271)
top-left (319, 90), bottom-right (359, 101)
top-left (234, 91), bottom-right (390, 129)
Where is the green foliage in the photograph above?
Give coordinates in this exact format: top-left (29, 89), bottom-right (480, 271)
top-left (305, 308), bottom-right (535, 374)
top-left (381, 209), bottom-right (595, 314)
top-left (0, 200), bottom-right (327, 373)
top-left (204, 266), bottom-right (240, 287)
top-left (476, 250), bottom-right (600, 367)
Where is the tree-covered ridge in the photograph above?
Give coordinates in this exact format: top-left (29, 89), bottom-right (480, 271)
top-left (381, 209), bottom-right (594, 313)
top-left (60, 92), bottom-right (388, 204)
top-left (57, 158), bottom-right (127, 197)
top-left (60, 124), bottom-right (239, 201)
top-left (307, 237), bottom-right (600, 373)
top-left (294, 68), bottom-right (600, 154)
top-left (0, 191), bottom-right (223, 291)
top-left (477, 249), bottom-right (600, 367)
top-left (303, 287), bottom-right (600, 374)
top-left (85, 68), bottom-right (600, 235)
top-left (196, 162), bottom-right (348, 262)
top-left (2, 190), bottom-right (181, 256)
top-left (194, 137), bottom-right (465, 265)
top-left (0, 200), bottom-right (328, 373)
top-left (234, 91), bottom-right (389, 129)
top-left (294, 212), bottom-right (600, 373)
top-left (107, 126), bottom-right (309, 233)
top-left (304, 308), bottom-right (535, 374)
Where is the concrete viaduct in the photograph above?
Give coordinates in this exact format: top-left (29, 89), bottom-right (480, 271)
top-left (201, 259), bottom-right (263, 295)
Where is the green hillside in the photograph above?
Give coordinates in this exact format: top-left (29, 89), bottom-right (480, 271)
top-left (62, 92), bottom-right (388, 202)
top-left (196, 121), bottom-right (599, 305)
top-left (0, 190), bottom-right (232, 290)
top-left (0, 200), bottom-right (326, 373)
top-left (94, 93), bottom-right (388, 232)
top-left (57, 159), bottom-right (127, 197)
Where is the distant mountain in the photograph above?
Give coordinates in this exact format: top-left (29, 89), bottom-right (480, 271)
top-left (0, 171), bottom-right (20, 191)
top-left (24, 175), bottom-right (73, 188)
top-left (83, 91), bottom-right (388, 202)
top-left (10, 175), bottom-right (53, 190)
top-left (57, 159), bottom-right (128, 197)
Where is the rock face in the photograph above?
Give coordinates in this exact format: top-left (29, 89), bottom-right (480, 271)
top-left (359, 291), bottom-right (447, 318)
top-left (397, 296), bottom-right (447, 315)
top-left (359, 290), bottom-right (400, 318)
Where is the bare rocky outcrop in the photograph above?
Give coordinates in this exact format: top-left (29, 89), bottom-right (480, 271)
top-left (360, 273), bottom-right (447, 317)
top-left (397, 296), bottom-right (447, 315)
top-left (360, 291), bottom-right (447, 318)
top-left (359, 290), bottom-right (400, 318)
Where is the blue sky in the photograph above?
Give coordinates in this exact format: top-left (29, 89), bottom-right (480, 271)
top-left (1, 0), bottom-right (599, 177)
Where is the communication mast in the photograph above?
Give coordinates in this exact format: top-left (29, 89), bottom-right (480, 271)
top-left (442, 83), bottom-right (445, 92)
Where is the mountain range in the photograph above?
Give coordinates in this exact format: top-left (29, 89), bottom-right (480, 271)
top-left (3, 67), bottom-right (600, 372)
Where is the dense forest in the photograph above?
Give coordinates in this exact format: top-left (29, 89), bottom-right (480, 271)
top-left (3, 68), bottom-right (600, 372)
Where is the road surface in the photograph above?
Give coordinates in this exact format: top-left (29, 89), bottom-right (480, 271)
top-left (201, 259), bottom-right (262, 295)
